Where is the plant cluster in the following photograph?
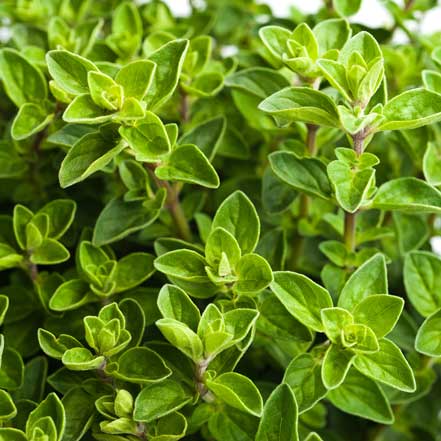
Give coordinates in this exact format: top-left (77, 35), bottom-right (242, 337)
top-left (0, 0), bottom-right (441, 440)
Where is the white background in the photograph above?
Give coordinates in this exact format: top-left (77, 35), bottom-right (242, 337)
top-left (163, 0), bottom-right (441, 35)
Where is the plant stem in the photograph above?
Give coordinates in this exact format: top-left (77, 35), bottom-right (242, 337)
top-left (290, 122), bottom-right (318, 270)
top-left (306, 123), bottom-right (318, 156)
top-left (145, 164), bottom-right (192, 242)
top-left (343, 131), bottom-right (365, 253)
top-left (344, 211), bottom-right (357, 253)
top-left (194, 358), bottom-right (215, 402)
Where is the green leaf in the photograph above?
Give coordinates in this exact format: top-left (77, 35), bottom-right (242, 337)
top-left (339, 31), bottom-right (382, 66)
top-left (109, 347), bottom-right (171, 384)
top-left (234, 253), bottom-right (273, 295)
top-left (146, 39), bottom-right (189, 110)
top-left (321, 307), bottom-right (353, 343)
top-left (113, 252), bottom-right (155, 292)
top-left (156, 318), bottom-right (204, 361)
top-left (205, 227), bottom-right (241, 270)
top-left (269, 152), bottom-right (332, 200)
top-left (93, 191), bottom-right (165, 246)
top-left (259, 26), bottom-right (291, 61)
top-left (115, 59), bottom-right (156, 100)
top-left (59, 132), bottom-right (126, 188)
top-left (207, 372), bottom-right (263, 417)
top-left (327, 159), bottom-right (375, 213)
top-left (0, 48), bottom-right (47, 107)
top-left (26, 392), bottom-right (65, 441)
top-left (63, 94), bottom-right (113, 124)
top-left (380, 89), bottom-right (441, 131)
top-left (353, 339), bottom-right (416, 392)
top-left (212, 191), bottom-right (260, 254)
top-left (61, 387), bottom-right (96, 441)
top-left (179, 116), bottom-right (226, 161)
top-left (353, 295), bottom-right (404, 338)
top-left (46, 49), bottom-right (98, 95)
top-left (270, 271), bottom-right (333, 332)
top-left (338, 253), bottom-right (387, 311)
top-left (327, 369), bottom-right (393, 424)
top-left (372, 178), bottom-right (441, 214)
top-left (0, 390), bottom-right (16, 420)
top-left (49, 279), bottom-right (93, 312)
top-left (11, 103), bottom-right (53, 141)
top-left (259, 87), bottom-right (340, 127)
top-left (415, 308), bottom-right (441, 356)
top-left (255, 383), bottom-right (299, 441)
top-left (155, 144), bottom-right (220, 188)
top-left (38, 328), bottom-right (82, 360)
top-left (0, 243), bottom-right (23, 270)
top-left (37, 199), bottom-right (76, 240)
top-left (119, 111), bottom-right (171, 162)
top-left (134, 380), bottom-right (192, 423)
top-left (0, 429), bottom-right (27, 441)
top-left (313, 18), bottom-right (351, 53)
top-left (334, 0), bottom-right (362, 16)
top-left (423, 142), bottom-right (441, 186)
top-left (62, 348), bottom-right (105, 371)
top-left (283, 353), bottom-right (327, 413)
top-left (157, 284), bottom-right (200, 331)
top-left (87, 71), bottom-right (123, 111)
top-left (0, 348), bottom-right (24, 390)
top-left (225, 67), bottom-right (290, 99)
top-left (30, 238), bottom-right (70, 265)
top-left (322, 344), bottom-right (354, 389)
top-left (404, 251), bottom-right (441, 317)
top-left (154, 249), bottom-right (209, 282)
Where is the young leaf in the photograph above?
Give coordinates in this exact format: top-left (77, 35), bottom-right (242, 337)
top-left (145, 39), bottom-right (190, 110)
top-left (119, 111), bottom-right (171, 162)
top-left (255, 383), bottom-right (299, 441)
top-left (269, 152), bottom-right (332, 200)
top-left (271, 271), bottom-right (333, 332)
top-left (338, 253), bottom-right (388, 311)
top-left (259, 87), bottom-right (340, 127)
top-left (157, 284), bottom-right (200, 331)
top-left (155, 144), bottom-right (220, 188)
top-left (234, 254), bottom-right (274, 295)
top-left (109, 347), bottom-right (171, 384)
top-left (322, 344), bottom-right (354, 389)
top-left (353, 339), bottom-right (416, 392)
top-left (156, 318), bottom-right (204, 361)
top-left (212, 191), bottom-right (260, 254)
top-left (353, 295), bottom-right (404, 338)
top-left (133, 380), bottom-right (192, 423)
top-left (372, 178), bottom-right (441, 214)
top-left (46, 50), bottom-right (98, 95)
top-left (327, 160), bottom-right (375, 213)
top-left (206, 372), bottom-right (263, 417)
top-left (115, 60), bottom-right (156, 100)
top-left (59, 132), bottom-right (126, 188)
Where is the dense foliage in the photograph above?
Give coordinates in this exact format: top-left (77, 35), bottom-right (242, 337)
top-left (1, 0), bottom-right (441, 440)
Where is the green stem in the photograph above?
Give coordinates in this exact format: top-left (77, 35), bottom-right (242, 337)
top-left (344, 211), bottom-right (357, 253)
top-left (343, 131), bottom-right (365, 253)
top-left (145, 164), bottom-right (192, 242)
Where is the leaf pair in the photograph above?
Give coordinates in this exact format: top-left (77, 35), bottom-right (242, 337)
top-left (155, 191), bottom-right (273, 297)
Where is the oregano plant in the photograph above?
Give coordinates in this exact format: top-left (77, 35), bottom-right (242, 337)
top-left (0, 0), bottom-right (440, 440)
